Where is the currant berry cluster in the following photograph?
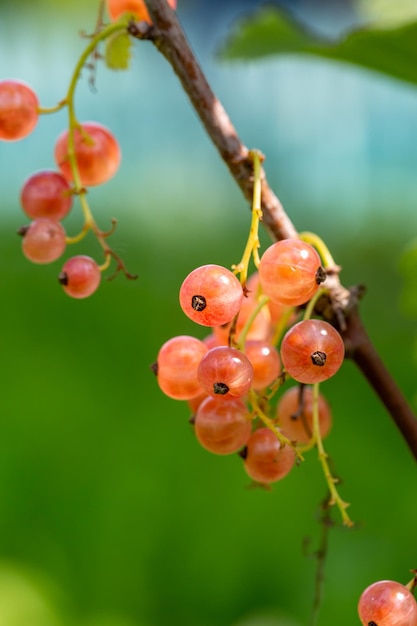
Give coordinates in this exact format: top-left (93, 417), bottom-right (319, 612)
top-left (154, 236), bottom-right (347, 506)
top-left (1, 0), bottom-right (178, 299)
top-left (358, 578), bottom-right (417, 626)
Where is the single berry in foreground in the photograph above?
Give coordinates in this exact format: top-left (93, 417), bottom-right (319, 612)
top-left (259, 238), bottom-right (326, 306)
top-left (107, 0), bottom-right (177, 23)
top-left (54, 122), bottom-right (121, 187)
top-left (179, 264), bottom-right (243, 327)
top-left (19, 218), bottom-right (66, 264)
top-left (276, 385), bottom-right (332, 443)
top-left (59, 255), bottom-right (101, 299)
top-left (280, 319), bottom-right (344, 384)
top-left (242, 427), bottom-right (296, 484)
top-left (155, 335), bottom-right (208, 400)
top-left (20, 170), bottom-right (73, 221)
top-left (194, 396), bottom-right (252, 455)
top-left (0, 80), bottom-right (39, 141)
top-left (197, 346), bottom-right (253, 398)
top-left (358, 580), bottom-right (417, 626)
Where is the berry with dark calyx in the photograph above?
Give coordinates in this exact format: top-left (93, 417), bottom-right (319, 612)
top-left (107, 0), bottom-right (177, 23)
top-left (194, 396), bottom-right (252, 455)
top-left (54, 122), bottom-right (121, 187)
top-left (0, 80), bottom-right (39, 141)
top-left (280, 319), bottom-right (344, 384)
top-left (59, 255), bottom-right (101, 299)
top-left (245, 340), bottom-right (281, 390)
top-left (242, 427), bottom-right (296, 484)
top-left (20, 170), bottom-right (73, 221)
top-left (19, 218), bottom-right (66, 264)
top-left (276, 385), bottom-right (332, 444)
top-left (197, 346), bottom-right (254, 398)
top-left (179, 264), bottom-right (244, 327)
top-left (156, 335), bottom-right (208, 400)
top-left (259, 238), bottom-right (325, 306)
top-left (358, 580), bottom-right (417, 626)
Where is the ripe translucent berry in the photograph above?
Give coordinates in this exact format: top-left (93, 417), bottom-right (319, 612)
top-left (280, 319), bottom-right (344, 384)
top-left (194, 396), bottom-right (252, 455)
top-left (197, 346), bottom-right (254, 398)
top-left (258, 239), bottom-right (326, 306)
top-left (276, 385), bottom-right (332, 443)
top-left (179, 264), bottom-right (243, 327)
top-left (58, 255), bottom-right (101, 299)
top-left (19, 218), bottom-right (66, 264)
top-left (242, 427), bottom-right (296, 484)
top-left (54, 122), bottom-right (121, 187)
top-left (155, 335), bottom-right (208, 400)
top-left (0, 80), bottom-right (39, 141)
top-left (20, 170), bottom-right (73, 221)
top-left (358, 580), bottom-right (417, 626)
top-left (245, 340), bottom-right (281, 390)
top-left (107, 0), bottom-right (176, 23)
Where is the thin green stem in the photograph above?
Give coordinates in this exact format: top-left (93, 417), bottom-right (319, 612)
top-left (303, 287), bottom-right (328, 321)
top-left (236, 294), bottom-right (269, 350)
top-left (312, 383), bottom-right (353, 527)
top-left (299, 231), bottom-right (336, 269)
top-left (249, 389), bottom-right (303, 461)
top-left (232, 150), bottom-right (263, 286)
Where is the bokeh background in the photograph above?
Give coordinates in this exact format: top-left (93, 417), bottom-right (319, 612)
top-left (0, 1), bottom-right (417, 625)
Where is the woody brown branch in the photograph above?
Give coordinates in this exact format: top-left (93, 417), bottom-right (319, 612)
top-left (137, 0), bottom-right (417, 461)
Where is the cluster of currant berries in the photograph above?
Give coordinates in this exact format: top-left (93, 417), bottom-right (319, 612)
top-left (154, 238), bottom-right (345, 486)
top-left (0, 0), bottom-right (178, 299)
top-left (358, 578), bottom-right (417, 626)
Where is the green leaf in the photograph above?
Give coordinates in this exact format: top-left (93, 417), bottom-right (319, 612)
top-left (219, 7), bottom-right (417, 86)
top-left (105, 32), bottom-right (132, 71)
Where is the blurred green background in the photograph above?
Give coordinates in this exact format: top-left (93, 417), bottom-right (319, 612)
top-left (1, 1), bottom-right (417, 625)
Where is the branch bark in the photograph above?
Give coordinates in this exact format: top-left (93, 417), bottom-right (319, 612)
top-left (137, 0), bottom-right (417, 461)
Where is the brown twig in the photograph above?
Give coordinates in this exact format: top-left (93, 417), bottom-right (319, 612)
top-left (136, 0), bottom-right (417, 461)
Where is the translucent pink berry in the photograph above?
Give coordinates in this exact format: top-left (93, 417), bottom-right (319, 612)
top-left (20, 170), bottom-right (73, 221)
top-left (242, 427), bottom-right (296, 484)
top-left (19, 218), bottom-right (66, 264)
top-left (259, 239), bottom-right (326, 306)
top-left (197, 346), bottom-right (254, 398)
top-left (358, 580), bottom-right (417, 626)
top-left (179, 264), bottom-right (243, 327)
top-left (155, 335), bottom-right (208, 400)
top-left (280, 319), bottom-right (344, 384)
top-left (58, 255), bottom-right (101, 299)
top-left (194, 396), bottom-right (252, 455)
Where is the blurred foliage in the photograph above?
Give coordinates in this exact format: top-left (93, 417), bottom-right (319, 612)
top-left (0, 1), bottom-right (417, 626)
top-left (220, 6), bottom-right (417, 86)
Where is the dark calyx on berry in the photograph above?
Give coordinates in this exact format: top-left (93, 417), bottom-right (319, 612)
top-left (191, 295), bottom-right (207, 311)
top-left (58, 272), bottom-right (68, 285)
top-left (213, 382), bottom-right (229, 395)
top-left (368, 622), bottom-right (377, 626)
top-left (311, 351), bottom-right (327, 366)
top-left (315, 266), bottom-right (327, 284)
top-left (17, 226), bottom-right (30, 237)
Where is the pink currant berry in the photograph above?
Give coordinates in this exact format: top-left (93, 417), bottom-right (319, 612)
top-left (197, 346), bottom-right (254, 398)
top-left (259, 239), bottom-right (326, 306)
top-left (58, 255), bottom-right (101, 299)
top-left (194, 396), bottom-right (252, 455)
top-left (358, 580), bottom-right (417, 626)
top-left (155, 335), bottom-right (208, 400)
top-left (179, 264), bottom-right (243, 327)
top-left (242, 427), bottom-right (296, 484)
top-left (280, 319), bottom-right (344, 384)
